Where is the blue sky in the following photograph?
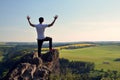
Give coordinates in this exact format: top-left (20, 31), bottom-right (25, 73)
top-left (0, 0), bottom-right (120, 42)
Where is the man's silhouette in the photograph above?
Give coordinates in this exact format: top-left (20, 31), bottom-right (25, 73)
top-left (27, 15), bottom-right (58, 57)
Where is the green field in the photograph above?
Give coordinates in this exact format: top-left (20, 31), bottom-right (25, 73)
top-left (60, 44), bottom-right (120, 71)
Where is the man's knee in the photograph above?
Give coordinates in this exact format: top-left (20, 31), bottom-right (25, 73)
top-left (46, 37), bottom-right (52, 41)
top-left (49, 37), bottom-right (52, 41)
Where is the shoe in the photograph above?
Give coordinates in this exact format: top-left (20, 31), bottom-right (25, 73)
top-left (38, 53), bottom-right (41, 57)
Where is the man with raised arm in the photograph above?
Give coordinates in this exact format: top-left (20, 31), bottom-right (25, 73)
top-left (27, 15), bottom-right (58, 57)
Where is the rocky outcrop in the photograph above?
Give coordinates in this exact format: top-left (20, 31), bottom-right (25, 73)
top-left (2, 49), bottom-right (60, 80)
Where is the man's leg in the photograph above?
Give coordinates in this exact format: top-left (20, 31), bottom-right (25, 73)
top-left (37, 39), bottom-right (43, 57)
top-left (49, 37), bottom-right (52, 50)
top-left (43, 37), bottom-right (52, 51)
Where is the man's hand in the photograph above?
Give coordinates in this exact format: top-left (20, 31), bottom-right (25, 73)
top-left (54, 15), bottom-right (58, 20)
top-left (48, 15), bottom-right (58, 27)
top-left (27, 16), bottom-right (35, 27)
top-left (27, 16), bottom-right (30, 20)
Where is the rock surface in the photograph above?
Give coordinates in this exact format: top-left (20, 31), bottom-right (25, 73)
top-left (2, 49), bottom-right (60, 80)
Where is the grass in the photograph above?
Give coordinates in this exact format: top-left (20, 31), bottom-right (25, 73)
top-left (60, 45), bottom-right (120, 71)
top-left (0, 56), bottom-right (3, 62)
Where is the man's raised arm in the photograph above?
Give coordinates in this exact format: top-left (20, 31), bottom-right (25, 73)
top-left (27, 16), bottom-right (35, 27)
top-left (48, 15), bottom-right (58, 27)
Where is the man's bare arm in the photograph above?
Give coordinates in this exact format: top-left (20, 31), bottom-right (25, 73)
top-left (27, 16), bottom-right (35, 27)
top-left (48, 15), bottom-right (58, 27)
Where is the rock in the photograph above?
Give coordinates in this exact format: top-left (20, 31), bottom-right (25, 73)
top-left (2, 49), bottom-right (60, 80)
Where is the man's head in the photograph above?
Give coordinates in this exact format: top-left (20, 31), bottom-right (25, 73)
top-left (39, 17), bottom-right (44, 24)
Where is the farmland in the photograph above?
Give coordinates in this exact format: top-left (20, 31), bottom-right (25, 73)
top-left (60, 44), bottom-right (120, 71)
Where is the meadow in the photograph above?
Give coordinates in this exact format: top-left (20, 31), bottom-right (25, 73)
top-left (59, 44), bottom-right (120, 71)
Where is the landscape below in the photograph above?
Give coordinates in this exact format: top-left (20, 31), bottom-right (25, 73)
top-left (0, 41), bottom-right (120, 79)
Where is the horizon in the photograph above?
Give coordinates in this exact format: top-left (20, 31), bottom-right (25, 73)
top-left (1, 41), bottom-right (120, 43)
top-left (1, 0), bottom-right (120, 42)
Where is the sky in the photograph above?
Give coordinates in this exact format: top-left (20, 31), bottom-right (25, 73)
top-left (0, 0), bottom-right (120, 42)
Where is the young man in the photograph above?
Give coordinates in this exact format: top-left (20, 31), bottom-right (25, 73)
top-left (27, 15), bottom-right (58, 57)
